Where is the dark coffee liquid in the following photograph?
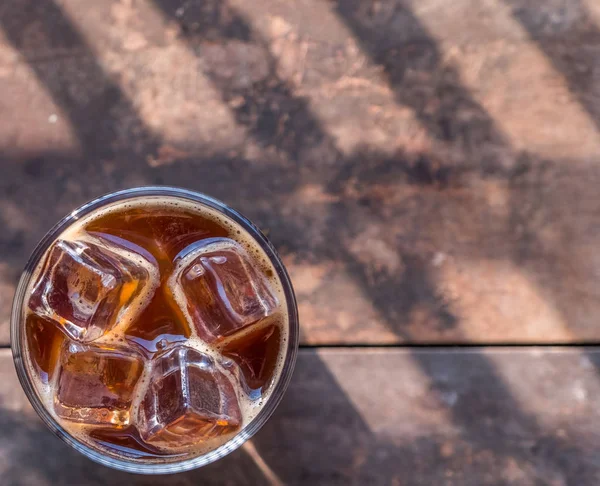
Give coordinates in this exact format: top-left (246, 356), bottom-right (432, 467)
top-left (26, 314), bottom-right (65, 383)
top-left (24, 200), bottom-right (286, 460)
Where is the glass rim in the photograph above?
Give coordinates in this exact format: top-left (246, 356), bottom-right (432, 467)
top-left (10, 186), bottom-right (299, 474)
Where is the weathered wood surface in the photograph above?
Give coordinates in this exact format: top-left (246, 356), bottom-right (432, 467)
top-left (0, 0), bottom-right (600, 344)
top-left (1, 348), bottom-right (600, 485)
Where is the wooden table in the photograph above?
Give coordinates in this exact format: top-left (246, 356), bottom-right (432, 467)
top-left (1, 0), bottom-right (600, 484)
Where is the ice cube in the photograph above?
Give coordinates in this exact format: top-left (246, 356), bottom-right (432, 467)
top-left (169, 238), bottom-right (278, 342)
top-left (29, 236), bottom-right (158, 342)
top-left (138, 345), bottom-right (241, 448)
top-left (221, 324), bottom-right (281, 400)
top-left (54, 342), bottom-right (144, 426)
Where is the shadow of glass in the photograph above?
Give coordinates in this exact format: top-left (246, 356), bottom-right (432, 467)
top-left (0, 0), bottom-right (598, 483)
top-left (144, 0), bottom-right (600, 483)
top-left (0, 1), bottom-right (409, 482)
top-left (248, 351), bottom-right (411, 485)
top-left (0, 404), bottom-right (274, 486)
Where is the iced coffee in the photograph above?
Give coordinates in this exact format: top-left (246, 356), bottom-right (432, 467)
top-left (14, 189), bottom-right (296, 467)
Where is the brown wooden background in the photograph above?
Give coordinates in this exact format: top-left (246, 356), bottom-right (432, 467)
top-left (1, 0), bottom-right (600, 484)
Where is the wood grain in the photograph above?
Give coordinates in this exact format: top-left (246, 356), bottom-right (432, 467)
top-left (1, 348), bottom-right (600, 485)
top-left (0, 0), bottom-right (600, 345)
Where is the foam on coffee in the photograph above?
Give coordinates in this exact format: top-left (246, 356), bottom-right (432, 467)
top-left (21, 195), bottom-right (290, 461)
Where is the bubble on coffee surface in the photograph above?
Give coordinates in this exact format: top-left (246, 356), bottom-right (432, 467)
top-left (22, 195), bottom-right (289, 463)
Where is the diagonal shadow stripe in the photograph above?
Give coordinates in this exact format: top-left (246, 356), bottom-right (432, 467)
top-left (0, 0), bottom-right (596, 482)
top-left (329, 0), bottom-right (600, 479)
top-left (149, 0), bottom-right (342, 177)
top-left (0, 0), bottom-right (158, 160)
top-left (0, 0), bottom-right (163, 299)
top-left (333, 0), bottom-right (512, 172)
top-left (0, 395), bottom-right (273, 485)
top-left (501, 0), bottom-right (600, 131)
top-left (147, 0), bottom-right (600, 482)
